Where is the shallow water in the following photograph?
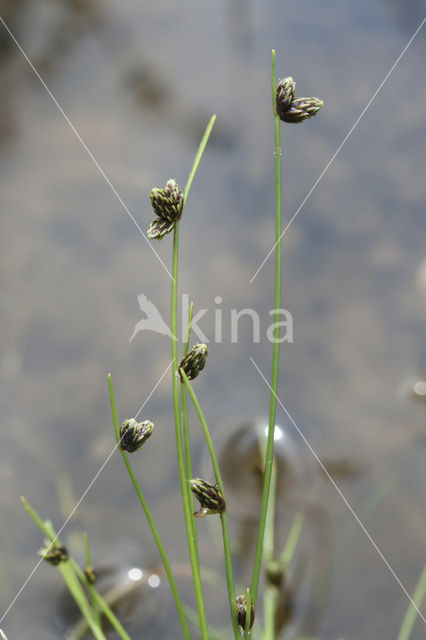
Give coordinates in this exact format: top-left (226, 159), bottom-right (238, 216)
top-left (0, 0), bottom-right (426, 638)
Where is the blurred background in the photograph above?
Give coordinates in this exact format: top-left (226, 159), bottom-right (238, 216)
top-left (0, 0), bottom-right (426, 638)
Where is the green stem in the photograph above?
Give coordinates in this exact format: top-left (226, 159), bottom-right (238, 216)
top-left (69, 557), bottom-right (132, 640)
top-left (108, 375), bottom-right (190, 640)
top-left (57, 563), bottom-right (106, 640)
top-left (170, 116), bottom-right (216, 640)
top-left (396, 562), bottom-right (426, 640)
top-left (171, 222), bottom-right (207, 639)
top-left (262, 458), bottom-right (277, 640)
top-left (244, 586), bottom-right (253, 639)
top-left (280, 513), bottom-right (304, 568)
top-left (21, 498), bottom-right (107, 640)
top-left (181, 370), bottom-right (240, 640)
top-left (183, 116), bottom-right (216, 198)
top-left (182, 302), bottom-right (195, 483)
top-left (184, 604), bottom-right (229, 640)
top-left (251, 48), bottom-right (283, 608)
top-left (83, 532), bottom-right (101, 626)
top-left (83, 532), bottom-right (92, 568)
top-left (263, 514), bottom-right (304, 640)
top-left (181, 303), bottom-right (197, 539)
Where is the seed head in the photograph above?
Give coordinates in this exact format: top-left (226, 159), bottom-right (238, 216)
top-left (119, 418), bottom-right (154, 453)
top-left (39, 540), bottom-right (69, 566)
top-left (150, 179), bottom-right (183, 223)
top-left (276, 77), bottom-right (296, 116)
top-left (190, 478), bottom-right (225, 517)
top-left (235, 594), bottom-right (255, 630)
top-left (179, 344), bottom-right (208, 382)
top-left (279, 96), bottom-right (323, 123)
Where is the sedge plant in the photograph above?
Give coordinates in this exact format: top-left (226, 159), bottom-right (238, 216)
top-left (21, 50), bottom-right (326, 639)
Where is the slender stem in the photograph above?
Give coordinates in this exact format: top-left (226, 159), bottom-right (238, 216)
top-left (280, 513), bottom-right (304, 568)
top-left (49, 520), bottom-right (130, 640)
top-left (83, 532), bottom-right (92, 568)
top-left (397, 562), bottom-right (426, 640)
top-left (263, 513), bottom-right (305, 640)
top-left (184, 605), bottom-right (228, 640)
top-left (262, 458), bottom-right (277, 640)
top-left (20, 496), bottom-right (49, 534)
top-left (181, 370), bottom-right (240, 640)
top-left (57, 563), bottom-right (106, 640)
top-left (21, 498), bottom-right (107, 640)
top-left (83, 532), bottom-right (101, 625)
top-left (170, 116), bottom-right (216, 640)
top-left (244, 586), bottom-right (252, 639)
top-left (183, 302), bottom-right (195, 357)
top-left (182, 302), bottom-right (195, 482)
top-left (171, 224), bottom-right (207, 639)
top-left (108, 375), bottom-right (191, 640)
top-left (69, 557), bottom-right (132, 640)
top-left (181, 303), bottom-right (197, 538)
top-left (251, 48), bottom-right (283, 608)
top-left (263, 513), bottom-right (304, 640)
top-left (183, 116), bottom-right (216, 197)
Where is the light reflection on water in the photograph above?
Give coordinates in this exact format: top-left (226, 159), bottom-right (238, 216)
top-left (0, 0), bottom-right (426, 638)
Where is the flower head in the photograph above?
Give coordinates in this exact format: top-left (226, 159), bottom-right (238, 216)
top-left (190, 478), bottom-right (225, 517)
top-left (39, 540), bottom-right (69, 566)
top-left (179, 344), bottom-right (208, 382)
top-left (150, 179), bottom-right (183, 223)
top-left (147, 179), bottom-right (183, 240)
top-left (235, 594), bottom-right (255, 630)
top-left (275, 75), bottom-right (323, 124)
top-left (119, 418), bottom-right (154, 453)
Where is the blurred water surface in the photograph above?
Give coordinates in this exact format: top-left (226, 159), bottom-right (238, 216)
top-left (0, 0), bottom-right (426, 637)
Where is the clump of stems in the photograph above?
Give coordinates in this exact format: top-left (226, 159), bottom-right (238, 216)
top-left (20, 49), bottom-right (329, 640)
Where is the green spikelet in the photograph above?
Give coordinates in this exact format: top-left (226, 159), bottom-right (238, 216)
top-left (279, 96), bottom-right (323, 123)
top-left (179, 344), bottom-right (208, 381)
top-left (276, 77), bottom-right (296, 116)
top-left (190, 478), bottom-right (225, 517)
top-left (147, 216), bottom-right (175, 239)
top-left (150, 179), bottom-right (183, 223)
top-left (119, 418), bottom-right (154, 453)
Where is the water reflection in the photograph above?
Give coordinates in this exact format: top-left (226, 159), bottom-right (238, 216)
top-left (203, 413), bottom-right (349, 636)
top-left (54, 547), bottom-right (176, 639)
top-left (207, 414), bottom-right (318, 519)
